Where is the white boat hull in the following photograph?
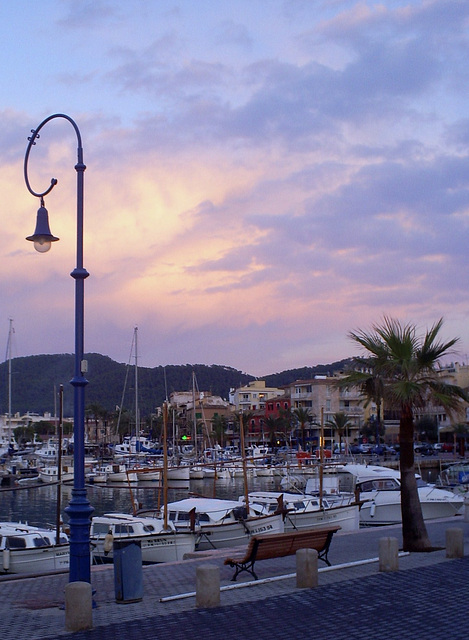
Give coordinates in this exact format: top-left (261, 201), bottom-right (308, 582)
top-left (92, 531), bottom-right (195, 564)
top-left (359, 487), bottom-right (464, 526)
top-left (0, 522), bottom-right (69, 575)
top-left (283, 503), bottom-right (360, 533)
top-left (195, 513), bottom-right (284, 551)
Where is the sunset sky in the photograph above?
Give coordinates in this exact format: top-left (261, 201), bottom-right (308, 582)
top-left (2, 0), bottom-right (469, 377)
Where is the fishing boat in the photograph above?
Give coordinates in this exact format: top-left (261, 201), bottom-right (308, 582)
top-left (0, 522), bottom-right (69, 574)
top-left (39, 464), bottom-right (74, 484)
top-left (90, 513), bottom-right (195, 564)
top-left (156, 496), bottom-right (284, 551)
top-left (243, 490), bottom-right (360, 532)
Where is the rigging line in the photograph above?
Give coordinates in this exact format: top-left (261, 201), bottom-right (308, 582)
top-left (193, 370), bottom-right (213, 449)
top-left (115, 329), bottom-right (137, 437)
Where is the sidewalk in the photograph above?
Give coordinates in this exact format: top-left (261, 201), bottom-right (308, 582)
top-left (3, 518), bottom-right (469, 640)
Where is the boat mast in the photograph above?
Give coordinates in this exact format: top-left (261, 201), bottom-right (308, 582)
top-left (134, 326), bottom-right (140, 446)
top-left (192, 371), bottom-right (198, 458)
top-left (163, 402), bottom-right (169, 530)
top-left (6, 319), bottom-right (13, 442)
top-left (239, 412), bottom-right (249, 513)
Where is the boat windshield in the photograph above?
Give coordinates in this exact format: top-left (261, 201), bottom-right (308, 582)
top-left (359, 478), bottom-right (400, 492)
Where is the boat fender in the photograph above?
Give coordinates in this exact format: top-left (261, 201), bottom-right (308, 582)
top-left (3, 548), bottom-right (10, 571)
top-left (369, 501), bottom-right (376, 518)
top-left (103, 530), bottom-right (114, 555)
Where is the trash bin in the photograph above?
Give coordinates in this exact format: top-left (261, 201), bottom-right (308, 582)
top-left (113, 540), bottom-right (143, 604)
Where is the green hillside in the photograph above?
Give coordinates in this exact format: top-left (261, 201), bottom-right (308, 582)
top-left (0, 353), bottom-right (353, 420)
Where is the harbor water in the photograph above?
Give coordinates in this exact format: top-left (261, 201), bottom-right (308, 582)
top-left (0, 476), bottom-right (283, 529)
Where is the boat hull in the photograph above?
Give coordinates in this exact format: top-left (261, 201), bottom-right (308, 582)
top-left (359, 489), bottom-right (464, 526)
top-left (92, 531), bottom-right (195, 564)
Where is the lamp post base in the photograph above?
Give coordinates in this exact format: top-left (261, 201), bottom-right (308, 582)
top-left (65, 488), bottom-right (94, 583)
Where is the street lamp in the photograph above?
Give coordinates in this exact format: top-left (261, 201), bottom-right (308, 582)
top-left (24, 113), bottom-right (93, 583)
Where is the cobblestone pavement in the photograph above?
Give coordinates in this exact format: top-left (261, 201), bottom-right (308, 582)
top-left (2, 518), bottom-right (469, 640)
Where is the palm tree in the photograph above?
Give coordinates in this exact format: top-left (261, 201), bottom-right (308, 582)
top-left (451, 422), bottom-right (469, 457)
top-left (292, 407), bottom-right (311, 450)
top-left (211, 414), bottom-right (227, 447)
top-left (263, 416), bottom-right (279, 448)
top-left (326, 412), bottom-right (353, 453)
top-left (342, 317), bottom-right (467, 551)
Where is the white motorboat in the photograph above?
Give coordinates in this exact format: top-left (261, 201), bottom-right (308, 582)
top-left (0, 522), bottom-right (69, 574)
top-left (39, 465), bottom-right (74, 484)
top-left (157, 497), bottom-right (284, 551)
top-left (167, 465), bottom-right (190, 482)
top-left (244, 491), bottom-right (360, 532)
top-left (106, 464), bottom-right (138, 483)
top-left (90, 513), bottom-right (196, 564)
top-left (319, 464), bottom-right (465, 526)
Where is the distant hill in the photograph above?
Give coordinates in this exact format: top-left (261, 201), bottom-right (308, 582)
top-left (0, 353), bottom-right (353, 419)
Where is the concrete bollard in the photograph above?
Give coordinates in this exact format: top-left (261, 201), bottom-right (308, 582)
top-left (379, 537), bottom-right (399, 572)
top-left (296, 548), bottom-right (318, 588)
top-left (65, 581), bottom-right (93, 632)
top-left (196, 564), bottom-right (220, 608)
top-left (446, 528), bottom-right (464, 558)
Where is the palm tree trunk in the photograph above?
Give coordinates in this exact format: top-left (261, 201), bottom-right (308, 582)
top-left (399, 403), bottom-right (432, 551)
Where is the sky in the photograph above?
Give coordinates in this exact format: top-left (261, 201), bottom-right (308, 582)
top-left (2, 0), bottom-right (469, 377)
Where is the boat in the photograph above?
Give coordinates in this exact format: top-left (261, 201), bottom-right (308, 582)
top-left (243, 490), bottom-right (360, 532)
top-left (90, 513), bottom-right (195, 564)
top-left (154, 496), bottom-right (284, 551)
top-left (316, 463), bottom-right (465, 526)
top-left (436, 463), bottom-right (469, 495)
top-left (106, 463), bottom-right (138, 483)
top-left (39, 464), bottom-right (74, 484)
top-left (0, 522), bottom-right (69, 574)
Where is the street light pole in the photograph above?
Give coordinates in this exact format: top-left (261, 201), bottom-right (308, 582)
top-left (24, 113), bottom-right (94, 583)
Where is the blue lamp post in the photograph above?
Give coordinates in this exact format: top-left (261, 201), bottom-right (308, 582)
top-left (24, 113), bottom-right (94, 583)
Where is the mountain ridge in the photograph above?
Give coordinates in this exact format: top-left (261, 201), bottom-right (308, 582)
top-left (0, 353), bottom-right (354, 419)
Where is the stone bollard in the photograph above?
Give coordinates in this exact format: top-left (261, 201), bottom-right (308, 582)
top-left (196, 564), bottom-right (220, 608)
top-left (464, 496), bottom-right (469, 523)
top-left (379, 537), bottom-right (399, 572)
top-left (296, 548), bottom-right (318, 588)
top-left (65, 581), bottom-right (93, 632)
top-left (446, 528), bottom-right (464, 558)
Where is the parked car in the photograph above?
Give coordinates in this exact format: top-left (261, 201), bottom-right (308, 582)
top-left (434, 442), bottom-right (454, 453)
top-left (414, 443), bottom-right (434, 456)
top-left (371, 444), bottom-right (385, 455)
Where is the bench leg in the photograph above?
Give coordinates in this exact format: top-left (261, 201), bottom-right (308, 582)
top-left (228, 561), bottom-right (258, 582)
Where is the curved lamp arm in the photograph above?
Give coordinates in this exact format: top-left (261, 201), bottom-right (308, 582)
top-left (24, 113), bottom-right (85, 252)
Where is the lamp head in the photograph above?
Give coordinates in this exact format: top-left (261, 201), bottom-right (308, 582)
top-left (26, 204), bottom-right (59, 253)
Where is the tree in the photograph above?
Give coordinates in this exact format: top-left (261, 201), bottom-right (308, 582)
top-left (342, 317), bottom-right (467, 551)
top-left (263, 416), bottom-right (280, 447)
top-left (415, 415), bottom-right (438, 442)
top-left (292, 407), bottom-right (312, 450)
top-left (211, 414), bottom-right (227, 447)
top-left (452, 422), bottom-right (469, 456)
top-left (326, 412), bottom-right (353, 452)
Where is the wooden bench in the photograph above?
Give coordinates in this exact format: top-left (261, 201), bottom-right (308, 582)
top-left (224, 525), bottom-right (341, 581)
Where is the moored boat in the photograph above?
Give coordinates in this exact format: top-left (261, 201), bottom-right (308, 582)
top-left (152, 497), bottom-right (284, 551)
top-left (244, 490), bottom-right (360, 532)
top-left (0, 522), bottom-right (69, 574)
top-left (313, 463), bottom-right (465, 526)
top-left (90, 513), bottom-right (195, 563)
